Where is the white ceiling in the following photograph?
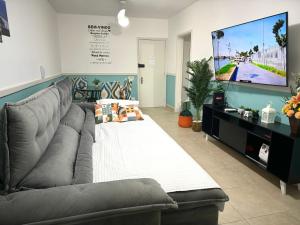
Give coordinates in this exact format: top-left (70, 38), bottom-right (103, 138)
top-left (48, 0), bottom-right (199, 18)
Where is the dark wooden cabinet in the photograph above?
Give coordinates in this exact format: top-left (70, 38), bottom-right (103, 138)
top-left (202, 104), bottom-right (300, 193)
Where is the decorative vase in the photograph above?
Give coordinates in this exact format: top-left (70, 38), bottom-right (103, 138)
top-left (261, 104), bottom-right (276, 124)
top-left (289, 117), bottom-right (300, 136)
top-left (192, 121), bottom-right (202, 132)
top-left (178, 116), bottom-right (192, 128)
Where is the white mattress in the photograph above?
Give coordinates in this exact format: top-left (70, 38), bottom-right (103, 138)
top-left (93, 115), bottom-right (219, 193)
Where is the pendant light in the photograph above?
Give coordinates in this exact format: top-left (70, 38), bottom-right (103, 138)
top-left (117, 0), bottom-right (130, 28)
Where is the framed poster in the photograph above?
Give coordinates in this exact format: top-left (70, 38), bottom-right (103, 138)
top-left (88, 25), bottom-right (111, 64)
top-left (0, 0), bottom-right (9, 39)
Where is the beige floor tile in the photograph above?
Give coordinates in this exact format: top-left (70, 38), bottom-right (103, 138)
top-left (247, 212), bottom-right (300, 225)
top-left (224, 185), bottom-right (288, 218)
top-left (143, 108), bottom-right (300, 224)
top-left (219, 203), bottom-right (244, 224)
top-left (220, 220), bottom-right (250, 225)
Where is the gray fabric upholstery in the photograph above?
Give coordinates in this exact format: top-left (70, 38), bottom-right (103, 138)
top-left (28, 211), bottom-right (161, 225)
top-left (4, 86), bottom-right (60, 190)
top-left (162, 205), bottom-right (219, 225)
top-left (0, 179), bottom-right (177, 225)
top-left (73, 131), bottom-right (93, 184)
top-left (167, 188), bottom-right (228, 210)
top-left (0, 107), bottom-right (9, 192)
top-left (161, 188), bottom-right (228, 225)
top-left (19, 125), bottom-right (79, 188)
top-left (82, 109), bottom-right (95, 141)
top-left (56, 78), bottom-right (73, 119)
top-left (60, 103), bottom-right (85, 134)
top-left (76, 102), bottom-right (95, 114)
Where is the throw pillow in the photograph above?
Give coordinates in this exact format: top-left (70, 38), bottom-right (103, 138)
top-left (95, 104), bottom-right (103, 124)
top-left (118, 106), bottom-right (144, 122)
top-left (95, 103), bottom-right (119, 124)
top-left (111, 103), bottom-right (120, 122)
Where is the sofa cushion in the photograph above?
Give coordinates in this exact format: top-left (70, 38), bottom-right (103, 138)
top-left (73, 131), bottom-right (93, 184)
top-left (83, 108), bottom-right (96, 141)
top-left (19, 124), bottom-right (79, 188)
top-left (4, 86), bottom-right (60, 190)
top-left (0, 107), bottom-right (9, 192)
top-left (60, 103), bottom-right (85, 133)
top-left (56, 78), bottom-right (73, 119)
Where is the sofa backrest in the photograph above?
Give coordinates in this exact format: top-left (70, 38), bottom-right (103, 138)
top-left (0, 107), bottom-right (8, 192)
top-left (1, 86), bottom-right (60, 190)
top-left (56, 78), bottom-right (73, 119)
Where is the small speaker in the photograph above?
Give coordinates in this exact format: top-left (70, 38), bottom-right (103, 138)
top-left (213, 92), bottom-right (225, 108)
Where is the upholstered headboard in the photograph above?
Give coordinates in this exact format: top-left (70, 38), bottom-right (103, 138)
top-left (2, 86), bottom-right (60, 190)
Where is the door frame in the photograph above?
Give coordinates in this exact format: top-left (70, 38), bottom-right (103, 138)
top-left (175, 30), bottom-right (192, 112)
top-left (137, 38), bottom-right (167, 107)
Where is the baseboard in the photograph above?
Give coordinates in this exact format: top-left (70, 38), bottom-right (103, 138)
top-left (166, 104), bottom-right (175, 109)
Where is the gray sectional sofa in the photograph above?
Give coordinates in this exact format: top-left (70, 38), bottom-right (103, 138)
top-left (0, 78), bottom-right (228, 225)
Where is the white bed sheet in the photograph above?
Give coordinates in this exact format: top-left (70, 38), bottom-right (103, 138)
top-left (93, 115), bottom-right (219, 193)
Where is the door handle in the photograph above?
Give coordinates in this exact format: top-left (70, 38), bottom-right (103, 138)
top-left (141, 77), bottom-right (143, 84)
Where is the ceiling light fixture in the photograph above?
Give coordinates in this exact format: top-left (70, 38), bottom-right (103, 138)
top-left (117, 9), bottom-right (129, 27)
top-left (117, 0), bottom-right (130, 28)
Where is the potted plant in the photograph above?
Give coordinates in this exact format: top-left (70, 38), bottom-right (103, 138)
top-left (185, 58), bottom-right (214, 132)
top-left (93, 78), bottom-right (101, 88)
top-left (178, 101), bottom-right (193, 128)
top-left (212, 79), bottom-right (225, 108)
top-left (282, 92), bottom-right (300, 136)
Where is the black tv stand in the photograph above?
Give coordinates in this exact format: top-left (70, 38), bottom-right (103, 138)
top-left (202, 104), bottom-right (300, 195)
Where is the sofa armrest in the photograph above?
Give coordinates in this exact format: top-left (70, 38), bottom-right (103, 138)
top-left (0, 178), bottom-right (177, 225)
top-left (76, 102), bottom-right (95, 113)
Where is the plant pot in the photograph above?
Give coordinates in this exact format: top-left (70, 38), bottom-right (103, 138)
top-left (289, 117), bottom-right (300, 137)
top-left (192, 120), bottom-right (202, 132)
top-left (178, 116), bottom-right (192, 128)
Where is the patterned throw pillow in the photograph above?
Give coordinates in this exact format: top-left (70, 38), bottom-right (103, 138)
top-left (100, 81), bottom-right (120, 99)
top-left (111, 103), bottom-right (120, 122)
top-left (95, 103), bottom-right (119, 124)
top-left (118, 106), bottom-right (144, 122)
top-left (95, 104), bottom-right (103, 124)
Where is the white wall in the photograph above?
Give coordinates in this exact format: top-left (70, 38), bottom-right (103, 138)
top-left (57, 14), bottom-right (168, 74)
top-left (167, 0), bottom-right (300, 110)
top-left (0, 0), bottom-right (61, 91)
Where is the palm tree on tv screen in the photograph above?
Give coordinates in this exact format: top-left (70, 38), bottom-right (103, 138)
top-left (216, 30), bottom-right (224, 70)
top-left (272, 19), bottom-right (287, 71)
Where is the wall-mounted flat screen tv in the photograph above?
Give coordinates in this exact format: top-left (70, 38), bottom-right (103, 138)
top-left (212, 12), bottom-right (288, 86)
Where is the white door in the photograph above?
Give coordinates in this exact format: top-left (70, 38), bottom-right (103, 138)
top-left (138, 39), bottom-right (165, 107)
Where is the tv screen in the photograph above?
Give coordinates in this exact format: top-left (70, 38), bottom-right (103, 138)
top-left (212, 12), bottom-right (288, 86)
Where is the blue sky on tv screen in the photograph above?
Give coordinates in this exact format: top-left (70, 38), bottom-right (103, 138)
top-left (212, 13), bottom-right (287, 57)
top-left (0, 0), bottom-right (8, 21)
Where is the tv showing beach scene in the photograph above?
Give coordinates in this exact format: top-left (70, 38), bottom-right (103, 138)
top-left (212, 12), bottom-right (287, 86)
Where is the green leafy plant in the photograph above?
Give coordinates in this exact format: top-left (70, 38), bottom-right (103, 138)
top-left (212, 79), bottom-right (225, 93)
top-left (92, 79), bottom-right (101, 86)
top-left (180, 101), bottom-right (193, 117)
top-left (185, 58), bottom-right (214, 121)
top-left (239, 106), bottom-right (259, 119)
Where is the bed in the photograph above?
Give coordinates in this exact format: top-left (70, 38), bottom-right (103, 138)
top-left (93, 114), bottom-right (228, 225)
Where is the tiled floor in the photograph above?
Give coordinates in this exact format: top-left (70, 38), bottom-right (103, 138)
top-left (142, 107), bottom-right (300, 225)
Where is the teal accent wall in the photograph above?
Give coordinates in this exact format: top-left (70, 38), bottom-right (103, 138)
top-left (166, 74), bottom-right (176, 108)
top-left (68, 74), bottom-right (139, 100)
top-left (224, 83), bottom-right (291, 124)
top-left (0, 76), bottom-right (65, 106)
